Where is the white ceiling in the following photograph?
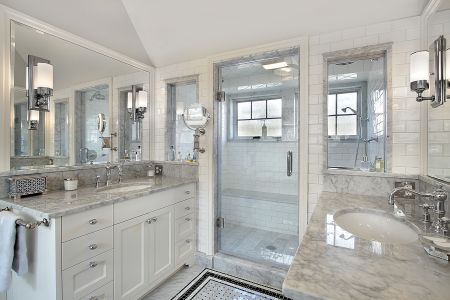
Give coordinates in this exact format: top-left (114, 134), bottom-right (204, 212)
top-left (122, 0), bottom-right (428, 66)
top-left (1, 0), bottom-right (428, 67)
top-left (0, 0), bottom-right (151, 64)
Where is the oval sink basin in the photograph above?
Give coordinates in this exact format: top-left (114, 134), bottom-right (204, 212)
top-left (333, 208), bottom-right (418, 245)
top-left (97, 183), bottom-right (152, 194)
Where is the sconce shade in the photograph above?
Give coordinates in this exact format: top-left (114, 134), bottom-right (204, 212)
top-left (410, 51), bottom-right (429, 83)
top-left (28, 110), bottom-right (39, 122)
top-left (34, 63), bottom-right (53, 89)
top-left (176, 102), bottom-right (185, 115)
top-left (137, 90), bottom-right (148, 108)
top-left (127, 92), bottom-right (133, 109)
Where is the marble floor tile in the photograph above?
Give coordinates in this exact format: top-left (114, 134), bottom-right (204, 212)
top-left (142, 265), bottom-right (204, 300)
top-left (220, 224), bottom-right (298, 269)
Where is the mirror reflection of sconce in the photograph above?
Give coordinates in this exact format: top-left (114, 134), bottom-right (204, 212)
top-left (26, 55), bottom-right (53, 112)
top-left (409, 35), bottom-right (449, 107)
top-left (127, 85), bottom-right (148, 123)
top-left (176, 101), bottom-right (185, 117)
top-left (97, 113), bottom-right (106, 134)
top-left (182, 103), bottom-right (210, 160)
top-left (27, 110), bottom-right (39, 130)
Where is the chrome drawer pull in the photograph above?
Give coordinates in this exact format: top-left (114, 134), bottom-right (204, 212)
top-left (89, 261), bottom-right (97, 268)
top-left (152, 217), bottom-right (158, 223)
top-left (185, 191), bottom-right (191, 195)
top-left (185, 218), bottom-right (191, 221)
top-left (186, 239), bottom-right (191, 243)
top-left (89, 297), bottom-right (98, 300)
top-left (146, 219), bottom-right (152, 224)
top-left (88, 244), bottom-right (98, 250)
top-left (88, 219), bottom-right (98, 225)
top-left (185, 207), bottom-right (191, 211)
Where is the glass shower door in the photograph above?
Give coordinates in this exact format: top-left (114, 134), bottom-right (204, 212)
top-left (216, 49), bottom-right (300, 269)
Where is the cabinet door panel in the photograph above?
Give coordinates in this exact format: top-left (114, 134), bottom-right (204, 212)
top-left (114, 214), bottom-right (150, 300)
top-left (148, 206), bottom-right (174, 282)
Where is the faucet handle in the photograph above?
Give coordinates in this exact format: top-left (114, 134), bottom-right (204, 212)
top-left (419, 203), bottom-right (434, 223)
top-left (440, 217), bottom-right (450, 237)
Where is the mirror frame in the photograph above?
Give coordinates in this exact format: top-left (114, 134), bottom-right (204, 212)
top-left (0, 6), bottom-right (154, 172)
top-left (322, 43), bottom-right (393, 174)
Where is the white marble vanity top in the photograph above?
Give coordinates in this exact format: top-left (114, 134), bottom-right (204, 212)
top-left (282, 192), bottom-right (450, 300)
top-left (0, 176), bottom-right (197, 219)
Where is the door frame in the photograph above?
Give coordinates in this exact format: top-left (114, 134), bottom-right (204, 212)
top-left (212, 39), bottom-right (309, 256)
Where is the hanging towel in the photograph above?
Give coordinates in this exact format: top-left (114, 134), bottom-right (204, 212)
top-left (0, 211), bottom-right (18, 292)
top-left (12, 225), bottom-right (28, 276)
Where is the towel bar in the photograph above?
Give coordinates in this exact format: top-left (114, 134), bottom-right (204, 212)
top-left (0, 207), bottom-right (49, 229)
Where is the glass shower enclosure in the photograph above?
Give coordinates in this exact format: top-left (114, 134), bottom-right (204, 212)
top-left (215, 48), bottom-right (300, 269)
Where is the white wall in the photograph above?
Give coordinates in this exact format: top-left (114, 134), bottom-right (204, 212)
top-left (307, 16), bottom-right (423, 218)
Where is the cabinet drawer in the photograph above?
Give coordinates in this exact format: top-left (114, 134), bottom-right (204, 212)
top-left (80, 281), bottom-right (113, 300)
top-left (62, 205), bottom-right (113, 242)
top-left (62, 227), bottom-right (113, 270)
top-left (62, 250), bottom-right (113, 300)
top-left (175, 213), bottom-right (194, 241)
top-left (175, 235), bottom-right (195, 267)
top-left (174, 198), bottom-right (195, 219)
top-left (174, 183), bottom-right (196, 201)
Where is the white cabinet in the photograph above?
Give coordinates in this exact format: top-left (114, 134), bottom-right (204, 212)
top-left (113, 213), bottom-right (150, 300)
top-left (148, 206), bottom-right (174, 282)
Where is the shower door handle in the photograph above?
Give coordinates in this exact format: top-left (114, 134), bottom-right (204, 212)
top-left (287, 151), bottom-right (293, 176)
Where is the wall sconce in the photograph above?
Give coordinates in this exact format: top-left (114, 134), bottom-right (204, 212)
top-left (127, 85), bottom-right (147, 122)
top-left (410, 36), bottom-right (449, 107)
top-left (27, 110), bottom-right (39, 130)
top-left (26, 55), bottom-right (53, 111)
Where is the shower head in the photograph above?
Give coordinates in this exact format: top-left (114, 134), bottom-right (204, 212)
top-left (341, 107), bottom-right (358, 114)
top-left (89, 91), bottom-right (106, 101)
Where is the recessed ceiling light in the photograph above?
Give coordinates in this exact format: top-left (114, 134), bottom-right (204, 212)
top-left (262, 62), bottom-right (288, 70)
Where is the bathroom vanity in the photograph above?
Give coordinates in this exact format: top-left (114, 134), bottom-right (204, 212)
top-left (283, 191), bottom-right (450, 299)
top-left (0, 177), bottom-right (197, 300)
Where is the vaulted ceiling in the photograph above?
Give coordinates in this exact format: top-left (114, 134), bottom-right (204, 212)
top-left (0, 0), bottom-right (429, 67)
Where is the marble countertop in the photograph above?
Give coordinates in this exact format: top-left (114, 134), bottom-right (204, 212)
top-left (0, 176), bottom-right (197, 219)
top-left (283, 192), bottom-right (450, 300)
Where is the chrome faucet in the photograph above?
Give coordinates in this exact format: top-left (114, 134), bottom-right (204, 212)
top-left (105, 162), bottom-right (118, 187)
top-left (389, 186), bottom-right (447, 233)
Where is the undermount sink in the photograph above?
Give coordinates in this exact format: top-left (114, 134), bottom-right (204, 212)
top-left (97, 183), bottom-right (152, 194)
top-left (333, 208), bottom-right (418, 245)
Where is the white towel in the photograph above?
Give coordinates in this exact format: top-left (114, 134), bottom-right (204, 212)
top-left (12, 225), bottom-right (28, 276)
top-left (0, 211), bottom-right (18, 292)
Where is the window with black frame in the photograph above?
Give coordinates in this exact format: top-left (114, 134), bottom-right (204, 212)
top-left (235, 98), bottom-right (282, 138)
top-left (327, 91), bottom-right (358, 136)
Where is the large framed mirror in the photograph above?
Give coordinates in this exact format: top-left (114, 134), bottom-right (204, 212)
top-left (426, 1), bottom-right (450, 181)
top-left (324, 44), bottom-right (391, 173)
top-left (10, 20), bottom-right (150, 170)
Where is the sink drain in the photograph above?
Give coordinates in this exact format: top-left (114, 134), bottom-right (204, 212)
top-left (266, 245), bottom-right (276, 251)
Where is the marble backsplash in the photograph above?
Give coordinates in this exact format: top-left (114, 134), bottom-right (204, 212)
top-left (323, 171), bottom-right (419, 197)
top-left (0, 160), bottom-right (198, 199)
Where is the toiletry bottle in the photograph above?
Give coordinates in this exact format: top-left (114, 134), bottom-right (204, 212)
top-left (262, 121), bottom-right (267, 140)
top-left (375, 157), bottom-right (385, 172)
top-left (168, 145), bottom-right (176, 161)
top-left (360, 156), bottom-right (371, 172)
top-left (177, 151), bottom-right (182, 161)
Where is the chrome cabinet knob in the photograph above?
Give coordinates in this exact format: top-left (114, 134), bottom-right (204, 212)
top-left (89, 261), bottom-right (97, 268)
top-left (186, 239), bottom-right (191, 243)
top-left (185, 217), bottom-right (191, 221)
top-left (185, 207), bottom-right (191, 211)
top-left (185, 191), bottom-right (191, 195)
top-left (146, 219), bottom-right (152, 224)
top-left (152, 217), bottom-right (158, 223)
top-left (88, 244), bottom-right (98, 250)
top-left (89, 297), bottom-right (98, 300)
top-left (89, 219), bottom-right (98, 225)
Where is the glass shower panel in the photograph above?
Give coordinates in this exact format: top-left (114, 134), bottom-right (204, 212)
top-left (217, 49), bottom-right (300, 269)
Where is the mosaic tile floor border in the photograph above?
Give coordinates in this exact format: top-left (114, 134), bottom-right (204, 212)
top-left (171, 268), bottom-right (292, 300)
